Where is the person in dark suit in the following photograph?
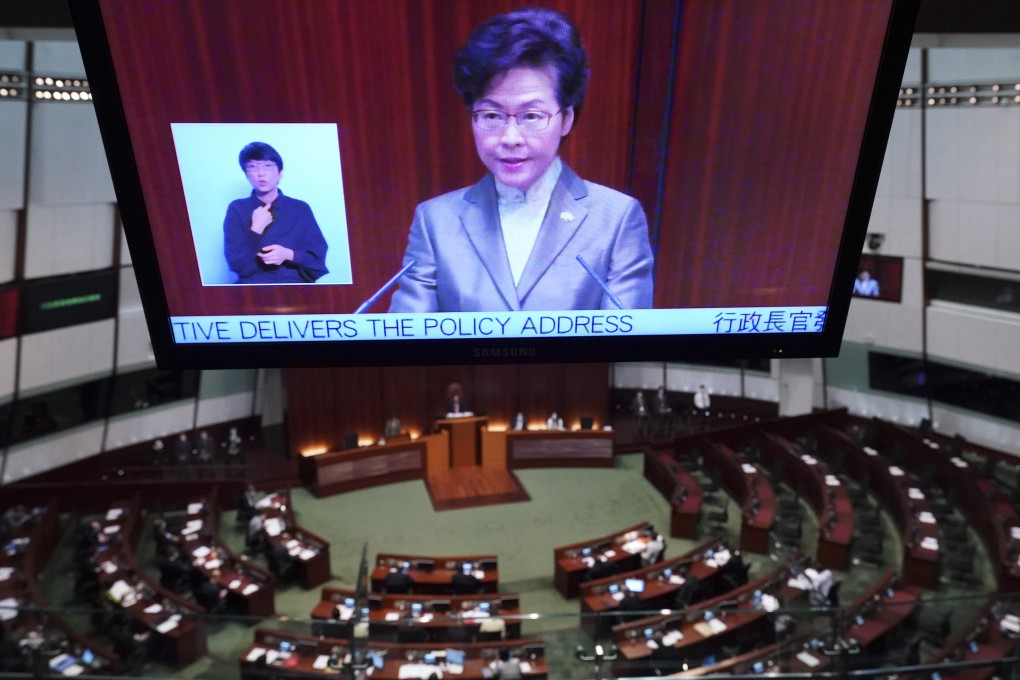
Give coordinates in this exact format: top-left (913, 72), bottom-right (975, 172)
top-left (151, 518), bottom-right (179, 557)
top-left (672, 572), bottom-right (703, 609)
top-left (265, 534), bottom-right (298, 582)
top-left (615, 587), bottom-right (645, 628)
top-left (451, 563), bottom-right (481, 595)
top-left (75, 520), bottom-right (103, 560)
top-left (383, 564), bottom-right (415, 594)
top-left (582, 557), bottom-right (620, 583)
top-left (195, 569), bottom-right (229, 613)
top-left (157, 547), bottom-right (190, 592)
top-left (236, 484), bottom-right (259, 523)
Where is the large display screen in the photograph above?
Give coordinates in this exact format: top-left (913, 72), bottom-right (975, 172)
top-left (70, 0), bottom-right (918, 367)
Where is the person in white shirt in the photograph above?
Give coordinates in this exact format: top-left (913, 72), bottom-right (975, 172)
top-left (546, 411), bottom-right (564, 430)
top-left (641, 533), bottom-right (665, 566)
top-left (694, 385), bottom-right (711, 411)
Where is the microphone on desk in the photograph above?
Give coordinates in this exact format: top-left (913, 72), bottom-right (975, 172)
top-left (353, 260), bottom-right (416, 314)
top-left (576, 255), bottom-right (623, 310)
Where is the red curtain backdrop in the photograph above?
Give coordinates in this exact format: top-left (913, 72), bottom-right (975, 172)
top-left (652, 0), bottom-right (892, 309)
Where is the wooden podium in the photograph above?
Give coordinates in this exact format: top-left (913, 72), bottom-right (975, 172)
top-left (435, 415), bottom-right (488, 468)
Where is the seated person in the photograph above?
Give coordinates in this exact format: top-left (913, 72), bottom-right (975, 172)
top-left (489, 649), bottom-right (523, 680)
top-left (195, 568), bottom-right (229, 613)
top-left (641, 533), bottom-right (665, 566)
top-left (451, 562), bottom-right (482, 595)
top-left (804, 565), bottom-right (834, 606)
top-left (246, 512), bottom-right (267, 555)
top-left (156, 547), bottom-right (190, 591)
top-left (384, 414), bottom-right (402, 438)
top-left (512, 411), bottom-right (526, 430)
top-left (265, 534), bottom-right (299, 582)
top-left (151, 518), bottom-right (179, 556)
top-left (582, 557), bottom-right (620, 583)
top-left (546, 411), bottom-right (564, 430)
top-left (615, 587), bottom-right (644, 625)
top-left (75, 520), bottom-right (104, 559)
top-left (672, 572), bottom-right (703, 609)
top-left (382, 563), bottom-right (415, 594)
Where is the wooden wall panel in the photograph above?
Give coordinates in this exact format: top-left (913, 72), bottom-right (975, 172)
top-left (286, 364), bottom-right (608, 457)
top-left (651, 0), bottom-right (893, 309)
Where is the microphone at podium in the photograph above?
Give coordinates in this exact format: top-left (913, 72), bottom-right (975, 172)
top-left (353, 260), bottom-right (416, 314)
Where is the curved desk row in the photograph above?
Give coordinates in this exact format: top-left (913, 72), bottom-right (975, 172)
top-left (253, 489), bottom-right (332, 588)
top-left (372, 553), bottom-right (499, 595)
top-left (311, 587), bottom-right (522, 641)
top-left (702, 441), bottom-right (776, 554)
top-left (760, 433), bottom-right (854, 569)
top-left (178, 490), bottom-right (276, 617)
top-left (902, 596), bottom-right (1020, 680)
top-left (643, 448), bottom-right (703, 539)
top-left (3, 502), bottom-right (121, 676)
top-left (610, 562), bottom-right (805, 676)
top-left (818, 425), bottom-right (941, 588)
top-left (553, 522), bottom-right (654, 598)
top-left (579, 538), bottom-right (728, 639)
top-left (872, 419), bottom-right (1020, 590)
top-left (674, 570), bottom-right (922, 676)
top-left (241, 627), bottom-right (547, 680)
top-left (89, 498), bottom-right (208, 667)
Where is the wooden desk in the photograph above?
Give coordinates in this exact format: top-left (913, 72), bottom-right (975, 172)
top-left (818, 426), bottom-right (940, 588)
top-left (240, 628), bottom-right (548, 680)
top-left (180, 491), bottom-right (275, 617)
top-left (258, 490), bottom-right (332, 588)
top-left (611, 564), bottom-right (805, 676)
top-left (504, 429), bottom-right (614, 469)
top-left (372, 553), bottom-right (499, 595)
top-left (553, 522), bottom-right (653, 598)
top-left (90, 499), bottom-right (208, 667)
top-left (871, 419), bottom-right (1020, 591)
top-left (760, 433), bottom-right (853, 569)
top-left (310, 587), bottom-right (521, 641)
top-left (901, 596), bottom-right (1020, 679)
top-left (437, 416), bottom-right (488, 468)
top-left (643, 448), bottom-right (703, 539)
top-left (703, 441), bottom-right (776, 554)
top-left (300, 440), bottom-right (426, 497)
top-left (579, 538), bottom-right (728, 639)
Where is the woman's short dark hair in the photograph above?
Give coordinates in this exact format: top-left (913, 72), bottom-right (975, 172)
top-left (238, 141), bottom-right (283, 171)
top-left (454, 7), bottom-right (589, 121)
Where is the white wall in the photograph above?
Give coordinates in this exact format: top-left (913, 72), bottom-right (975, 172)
top-left (18, 319), bottom-right (115, 393)
top-left (103, 401), bottom-right (195, 451)
top-left (2, 422), bottom-right (104, 483)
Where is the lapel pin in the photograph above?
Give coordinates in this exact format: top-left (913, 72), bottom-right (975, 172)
top-left (559, 211), bottom-right (575, 223)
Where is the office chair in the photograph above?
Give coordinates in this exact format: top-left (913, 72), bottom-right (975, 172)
top-left (704, 499), bottom-right (729, 536)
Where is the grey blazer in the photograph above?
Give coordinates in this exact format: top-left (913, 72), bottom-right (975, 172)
top-left (388, 163), bottom-right (654, 312)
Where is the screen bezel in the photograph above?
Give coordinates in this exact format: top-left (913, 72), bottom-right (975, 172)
top-left (68, 0), bottom-right (919, 368)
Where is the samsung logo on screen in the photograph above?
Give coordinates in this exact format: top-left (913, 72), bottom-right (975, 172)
top-left (473, 346), bottom-right (537, 359)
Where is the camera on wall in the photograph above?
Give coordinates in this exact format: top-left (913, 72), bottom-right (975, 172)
top-left (867, 232), bottom-right (885, 251)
